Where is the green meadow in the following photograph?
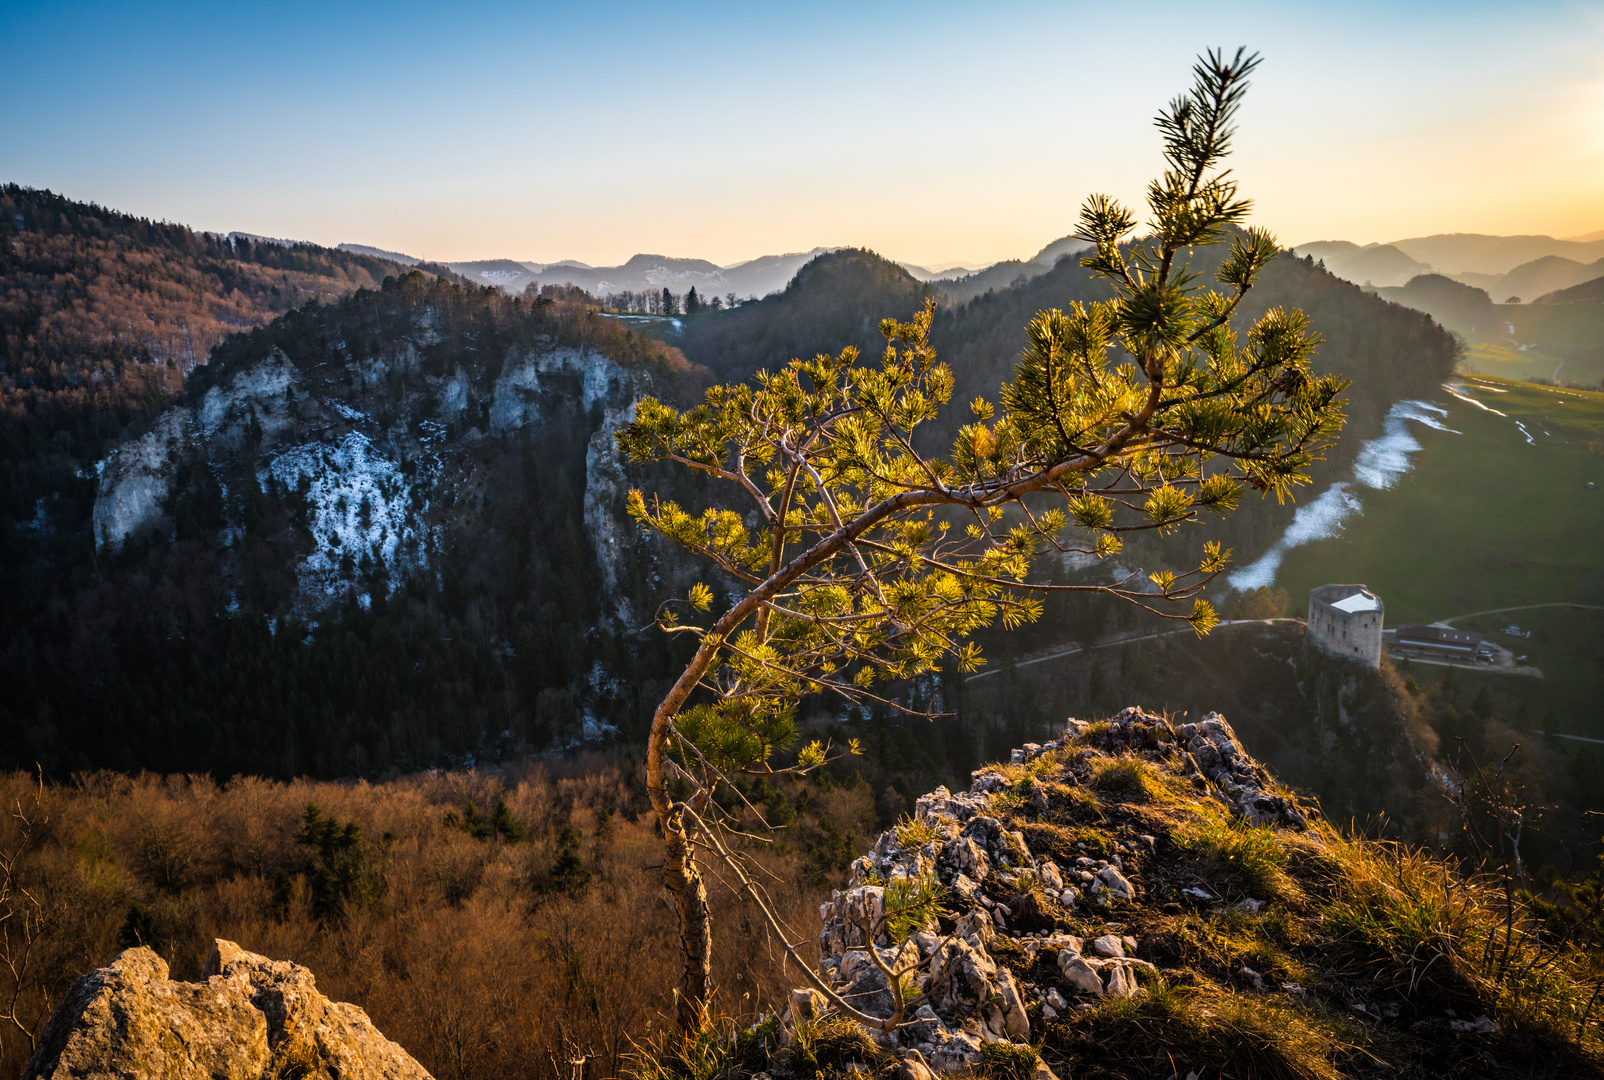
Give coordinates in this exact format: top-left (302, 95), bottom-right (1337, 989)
top-left (1459, 304), bottom-right (1604, 388)
top-left (1442, 605), bottom-right (1604, 743)
top-left (1268, 376), bottom-right (1604, 737)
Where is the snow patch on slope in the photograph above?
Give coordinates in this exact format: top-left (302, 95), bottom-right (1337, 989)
top-left (1228, 400), bottom-right (1456, 591)
top-left (263, 434), bottom-right (433, 596)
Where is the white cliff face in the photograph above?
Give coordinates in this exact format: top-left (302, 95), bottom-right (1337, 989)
top-left (91, 338), bottom-right (653, 622)
top-left (438, 367), bottom-right (470, 421)
top-left (197, 351), bottom-right (296, 438)
top-left (91, 412), bottom-right (187, 548)
top-left (262, 433), bottom-right (433, 598)
top-left (489, 358), bottom-right (544, 433)
top-left (584, 401), bottom-right (637, 625)
top-left (486, 346), bottom-right (643, 624)
top-left (96, 351), bottom-right (305, 550)
top-left (489, 346), bottom-right (629, 434)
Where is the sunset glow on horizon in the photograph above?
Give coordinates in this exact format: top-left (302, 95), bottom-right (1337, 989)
top-left (5, 0), bottom-right (1602, 268)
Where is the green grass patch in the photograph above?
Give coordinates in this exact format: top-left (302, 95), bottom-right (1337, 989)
top-left (1174, 804), bottom-right (1298, 901)
top-left (627, 1016), bottom-right (780, 1080)
top-left (1018, 821), bottom-right (1114, 863)
top-left (1049, 979), bottom-right (1348, 1080)
top-left (1276, 376), bottom-right (1604, 622)
top-left (978, 1040), bottom-right (1041, 1080)
top-left (892, 815), bottom-right (941, 850)
top-left (1270, 375), bottom-right (1604, 737)
top-left (1451, 305), bottom-right (1604, 388)
top-left (1090, 755), bottom-right (1179, 806)
top-left (785, 1016), bottom-right (885, 1076)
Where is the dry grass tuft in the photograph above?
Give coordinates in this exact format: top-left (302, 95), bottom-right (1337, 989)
top-left (1048, 979), bottom-right (1351, 1080)
top-left (1174, 802), bottom-right (1302, 903)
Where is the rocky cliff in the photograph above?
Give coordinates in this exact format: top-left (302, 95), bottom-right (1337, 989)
top-left (762, 707), bottom-right (1604, 1080)
top-left (23, 939), bottom-right (429, 1080)
top-left (2, 275), bottom-right (701, 777)
top-left (94, 304), bottom-right (648, 623)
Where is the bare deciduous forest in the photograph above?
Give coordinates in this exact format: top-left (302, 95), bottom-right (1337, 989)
top-left (0, 761), bottom-right (873, 1079)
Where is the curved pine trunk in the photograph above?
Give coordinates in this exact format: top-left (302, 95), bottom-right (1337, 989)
top-left (661, 810), bottom-right (712, 1032)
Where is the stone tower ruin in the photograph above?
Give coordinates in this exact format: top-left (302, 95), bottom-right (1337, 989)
top-left (1306, 584), bottom-right (1384, 669)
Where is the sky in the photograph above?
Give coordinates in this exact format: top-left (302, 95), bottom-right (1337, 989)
top-left (4, 1), bottom-right (1603, 268)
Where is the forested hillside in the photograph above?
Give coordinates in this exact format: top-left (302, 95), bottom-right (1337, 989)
top-left (0, 185), bottom-right (422, 506)
top-left (0, 187), bottom-right (434, 667)
top-left (0, 223), bottom-right (1464, 784)
top-left (0, 271), bottom-right (696, 779)
top-left (670, 239), bottom-right (1461, 589)
top-left (674, 248), bottom-right (939, 375)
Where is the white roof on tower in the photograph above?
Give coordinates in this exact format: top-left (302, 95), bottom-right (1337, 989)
top-left (1330, 591), bottom-right (1381, 614)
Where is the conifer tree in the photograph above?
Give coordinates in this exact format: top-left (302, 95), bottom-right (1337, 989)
top-left (617, 47), bottom-right (1347, 1033)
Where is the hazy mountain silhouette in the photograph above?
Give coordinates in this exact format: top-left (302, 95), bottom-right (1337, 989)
top-left (1536, 273), bottom-right (1604, 304)
top-left (1388, 233), bottom-right (1604, 276)
top-left (1373, 274), bottom-right (1499, 331)
top-left (1290, 241), bottom-right (1430, 287)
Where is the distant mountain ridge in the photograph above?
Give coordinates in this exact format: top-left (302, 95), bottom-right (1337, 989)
top-left (1389, 233), bottom-right (1604, 275)
top-left (1536, 273), bottom-right (1604, 304)
top-left (1295, 233), bottom-right (1604, 303)
top-left (337, 245), bottom-right (850, 302)
top-left (1290, 241), bottom-right (1430, 288)
top-left (337, 238), bottom-right (1109, 307)
top-left (338, 242), bottom-right (419, 265)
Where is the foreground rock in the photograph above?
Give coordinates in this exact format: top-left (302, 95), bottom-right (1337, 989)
top-left (23, 939), bottom-right (431, 1080)
top-left (775, 704), bottom-right (1604, 1080)
top-left (811, 708), bottom-right (1211, 1072)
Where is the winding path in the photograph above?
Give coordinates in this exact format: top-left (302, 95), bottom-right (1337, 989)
top-left (964, 618), bottom-right (1301, 682)
top-left (1440, 602), bottom-right (1604, 626)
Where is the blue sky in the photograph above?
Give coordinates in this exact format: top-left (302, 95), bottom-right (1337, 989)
top-left (4, 1), bottom-right (1602, 265)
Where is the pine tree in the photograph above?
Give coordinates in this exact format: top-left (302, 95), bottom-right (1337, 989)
top-left (618, 48), bottom-right (1346, 1034)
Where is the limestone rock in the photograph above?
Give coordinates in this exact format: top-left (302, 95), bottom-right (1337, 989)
top-left (927, 939), bottom-right (997, 1021)
top-left (24, 940), bottom-right (431, 1080)
top-left (1176, 711), bottom-right (1308, 829)
top-left (1090, 934), bottom-right (1125, 958)
top-left (789, 987), bottom-right (828, 1024)
top-left (993, 969), bottom-right (1031, 1039)
top-left (1093, 866), bottom-right (1134, 900)
top-left (1103, 965), bottom-right (1139, 998)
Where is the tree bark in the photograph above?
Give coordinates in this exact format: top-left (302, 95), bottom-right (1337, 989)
top-left (661, 807), bottom-right (712, 1033)
top-left (646, 645), bottom-right (719, 1035)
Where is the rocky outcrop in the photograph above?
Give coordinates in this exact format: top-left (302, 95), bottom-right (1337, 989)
top-left (91, 331), bottom-right (652, 621)
top-left (809, 707), bottom-right (1302, 1074)
top-left (23, 939), bottom-right (430, 1080)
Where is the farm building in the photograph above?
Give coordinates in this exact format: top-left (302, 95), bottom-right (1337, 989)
top-left (1307, 584), bottom-right (1384, 669)
top-left (1392, 624), bottom-right (1486, 660)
